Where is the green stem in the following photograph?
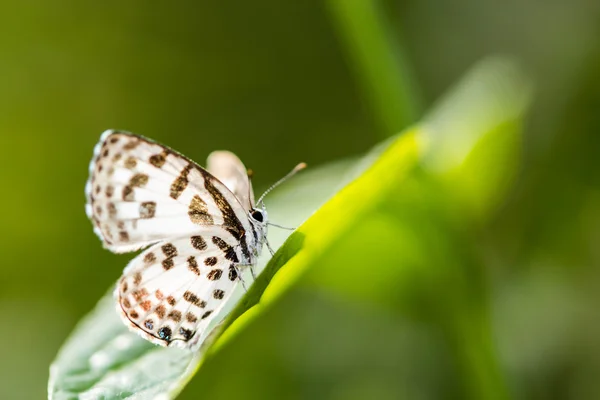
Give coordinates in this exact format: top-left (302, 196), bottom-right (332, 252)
top-left (327, 0), bottom-right (421, 138)
top-left (454, 309), bottom-right (510, 400)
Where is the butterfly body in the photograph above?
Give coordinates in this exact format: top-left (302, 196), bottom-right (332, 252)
top-left (85, 130), bottom-right (267, 348)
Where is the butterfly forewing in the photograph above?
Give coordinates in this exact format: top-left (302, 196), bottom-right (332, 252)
top-left (85, 130), bottom-right (263, 348)
top-left (85, 130), bottom-right (254, 254)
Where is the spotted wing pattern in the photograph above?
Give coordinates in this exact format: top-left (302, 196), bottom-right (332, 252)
top-left (85, 130), bottom-right (254, 254)
top-left (85, 130), bottom-right (262, 348)
top-left (116, 232), bottom-right (242, 347)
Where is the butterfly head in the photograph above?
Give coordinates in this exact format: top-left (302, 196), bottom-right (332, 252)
top-left (249, 200), bottom-right (269, 232)
top-left (249, 208), bottom-right (267, 224)
top-left (248, 205), bottom-right (268, 258)
top-left (247, 162), bottom-right (306, 256)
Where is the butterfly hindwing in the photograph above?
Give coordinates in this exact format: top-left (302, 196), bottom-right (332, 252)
top-left (116, 231), bottom-right (242, 347)
top-left (206, 150), bottom-right (255, 210)
top-left (85, 130), bottom-right (254, 254)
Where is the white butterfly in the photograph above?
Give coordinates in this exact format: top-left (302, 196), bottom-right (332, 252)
top-left (85, 130), bottom-right (303, 348)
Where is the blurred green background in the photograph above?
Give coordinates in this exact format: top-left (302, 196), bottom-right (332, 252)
top-left (1, 1), bottom-right (600, 399)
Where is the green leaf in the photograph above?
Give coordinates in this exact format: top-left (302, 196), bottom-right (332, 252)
top-left (183, 57), bottom-right (531, 399)
top-left (50, 57), bottom-right (531, 399)
top-left (49, 159), bottom-right (359, 400)
top-left (48, 293), bottom-right (201, 399)
top-left (422, 57), bottom-right (532, 221)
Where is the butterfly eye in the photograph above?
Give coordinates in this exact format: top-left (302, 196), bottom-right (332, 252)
top-left (251, 210), bottom-right (264, 222)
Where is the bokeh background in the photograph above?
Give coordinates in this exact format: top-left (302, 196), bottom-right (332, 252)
top-left (1, 1), bottom-right (599, 399)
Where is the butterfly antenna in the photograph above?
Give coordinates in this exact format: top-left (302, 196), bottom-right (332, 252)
top-left (267, 222), bottom-right (296, 230)
top-left (257, 162), bottom-right (307, 205)
top-left (247, 168), bottom-right (255, 209)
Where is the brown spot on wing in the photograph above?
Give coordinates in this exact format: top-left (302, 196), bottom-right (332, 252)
top-left (204, 257), bottom-right (217, 266)
top-left (149, 151), bottom-right (168, 168)
top-left (207, 269), bottom-right (222, 281)
top-left (183, 291), bottom-right (207, 308)
top-left (122, 185), bottom-right (134, 201)
top-left (186, 312), bottom-right (197, 323)
top-left (123, 139), bottom-right (140, 150)
top-left (187, 256), bottom-right (200, 276)
top-left (144, 252), bottom-right (156, 265)
top-left (155, 305), bottom-right (166, 318)
top-left (162, 258), bottom-right (174, 270)
top-left (155, 289), bottom-right (164, 300)
top-left (133, 272), bottom-right (142, 285)
top-left (124, 157), bottom-right (137, 169)
top-left (167, 296), bottom-right (176, 306)
top-left (191, 236), bottom-right (207, 251)
top-left (213, 289), bottom-right (225, 299)
top-left (168, 310), bottom-right (182, 322)
top-left (108, 202), bottom-right (117, 217)
top-left (132, 288), bottom-right (148, 302)
top-left (140, 300), bottom-right (152, 311)
top-left (161, 243), bottom-right (178, 258)
top-left (179, 328), bottom-right (193, 340)
top-left (228, 265), bottom-right (238, 281)
top-left (139, 201), bottom-right (156, 218)
top-left (188, 195), bottom-right (213, 224)
top-left (212, 237), bottom-right (239, 262)
top-left (130, 173), bottom-right (149, 187)
top-left (170, 164), bottom-right (192, 199)
top-left (201, 310), bottom-right (213, 319)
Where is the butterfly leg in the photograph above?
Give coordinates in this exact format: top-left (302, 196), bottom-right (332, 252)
top-left (233, 263), bottom-right (254, 291)
top-left (239, 272), bottom-right (248, 292)
top-left (240, 263), bottom-right (257, 281)
top-left (265, 239), bottom-right (276, 256)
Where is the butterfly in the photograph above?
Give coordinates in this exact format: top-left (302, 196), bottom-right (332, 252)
top-left (85, 130), bottom-right (304, 348)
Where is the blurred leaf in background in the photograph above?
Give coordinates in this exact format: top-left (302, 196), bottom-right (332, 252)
top-left (183, 57), bottom-right (530, 400)
top-left (0, 0), bottom-right (598, 399)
